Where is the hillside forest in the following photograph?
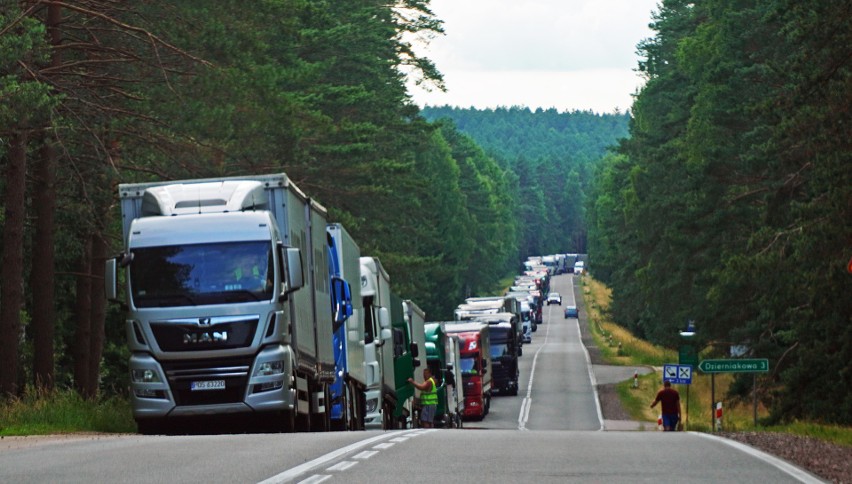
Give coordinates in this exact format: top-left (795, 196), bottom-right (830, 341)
top-left (0, 0), bottom-right (849, 427)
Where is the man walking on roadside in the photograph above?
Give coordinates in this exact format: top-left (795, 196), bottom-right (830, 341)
top-left (650, 380), bottom-right (682, 431)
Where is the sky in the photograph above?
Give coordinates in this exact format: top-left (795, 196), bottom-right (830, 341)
top-left (407, 0), bottom-right (660, 113)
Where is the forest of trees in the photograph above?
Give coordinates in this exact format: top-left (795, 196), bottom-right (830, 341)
top-left (0, 1), bottom-right (525, 398)
top-left (586, 0), bottom-right (850, 424)
top-left (421, 106), bottom-right (630, 258)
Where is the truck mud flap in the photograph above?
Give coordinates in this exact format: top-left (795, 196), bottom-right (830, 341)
top-left (296, 376), bottom-right (309, 415)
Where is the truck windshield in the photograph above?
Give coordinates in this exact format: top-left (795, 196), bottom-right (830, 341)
top-left (490, 343), bottom-right (510, 359)
top-left (459, 357), bottom-right (479, 375)
top-left (130, 241), bottom-right (274, 308)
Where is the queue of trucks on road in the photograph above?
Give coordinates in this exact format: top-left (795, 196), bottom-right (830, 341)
top-left (105, 173), bottom-right (575, 433)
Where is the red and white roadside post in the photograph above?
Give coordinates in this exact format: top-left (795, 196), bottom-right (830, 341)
top-left (715, 402), bottom-right (723, 431)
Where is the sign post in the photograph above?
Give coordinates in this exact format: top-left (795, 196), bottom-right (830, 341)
top-left (698, 358), bottom-right (770, 430)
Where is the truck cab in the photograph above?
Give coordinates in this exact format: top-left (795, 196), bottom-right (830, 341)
top-left (444, 322), bottom-right (492, 420)
top-left (424, 323), bottom-right (464, 428)
top-left (468, 319), bottom-right (519, 396)
top-left (359, 256), bottom-right (394, 429)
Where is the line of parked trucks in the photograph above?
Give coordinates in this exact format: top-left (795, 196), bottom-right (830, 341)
top-left (104, 173), bottom-right (572, 433)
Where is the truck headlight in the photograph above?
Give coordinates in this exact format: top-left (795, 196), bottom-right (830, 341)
top-left (131, 369), bottom-right (161, 383)
top-left (365, 397), bottom-right (378, 414)
top-left (254, 360), bottom-right (285, 377)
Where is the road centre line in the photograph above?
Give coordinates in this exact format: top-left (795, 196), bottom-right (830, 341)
top-left (353, 450), bottom-right (378, 459)
top-left (257, 432), bottom-right (397, 484)
top-left (325, 461), bottom-right (358, 472)
top-left (296, 475), bottom-right (331, 484)
top-left (518, 305), bottom-right (552, 430)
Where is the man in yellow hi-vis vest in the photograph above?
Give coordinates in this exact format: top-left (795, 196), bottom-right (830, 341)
top-left (408, 368), bottom-right (439, 428)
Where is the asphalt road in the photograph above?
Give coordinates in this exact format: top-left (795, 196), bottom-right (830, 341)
top-left (0, 274), bottom-right (822, 483)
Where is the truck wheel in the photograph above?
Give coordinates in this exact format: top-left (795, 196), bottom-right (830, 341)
top-left (353, 387), bottom-right (366, 431)
top-left (265, 410), bottom-right (295, 432)
top-left (136, 418), bottom-right (164, 435)
top-left (342, 384), bottom-right (353, 431)
top-left (382, 402), bottom-right (393, 430)
top-left (284, 409), bottom-right (296, 432)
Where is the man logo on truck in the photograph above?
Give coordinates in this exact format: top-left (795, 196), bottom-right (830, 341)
top-left (183, 331), bottom-right (229, 344)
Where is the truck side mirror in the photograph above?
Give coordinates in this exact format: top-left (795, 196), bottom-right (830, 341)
top-left (410, 342), bottom-right (419, 358)
top-left (279, 245), bottom-right (303, 299)
top-left (348, 330), bottom-right (360, 343)
top-left (378, 307), bottom-right (390, 329)
top-left (330, 277), bottom-right (353, 328)
top-left (380, 328), bottom-right (392, 341)
top-left (413, 358), bottom-right (421, 368)
top-left (481, 358), bottom-right (488, 369)
top-left (104, 258), bottom-right (117, 300)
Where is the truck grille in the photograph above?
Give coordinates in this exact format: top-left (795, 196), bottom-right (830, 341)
top-left (161, 356), bottom-right (253, 406)
top-left (151, 319), bottom-right (258, 352)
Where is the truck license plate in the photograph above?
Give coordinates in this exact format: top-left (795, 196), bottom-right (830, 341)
top-left (191, 380), bottom-right (225, 391)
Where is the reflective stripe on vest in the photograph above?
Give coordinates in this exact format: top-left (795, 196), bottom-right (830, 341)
top-left (421, 377), bottom-right (438, 405)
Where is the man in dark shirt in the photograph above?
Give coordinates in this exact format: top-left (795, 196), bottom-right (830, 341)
top-left (650, 380), bottom-right (682, 431)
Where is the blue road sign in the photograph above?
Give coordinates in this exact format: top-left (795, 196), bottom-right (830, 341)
top-left (663, 364), bottom-right (693, 385)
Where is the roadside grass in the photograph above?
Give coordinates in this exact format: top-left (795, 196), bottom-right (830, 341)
top-left (580, 275), bottom-right (852, 444)
top-left (0, 387), bottom-right (136, 436)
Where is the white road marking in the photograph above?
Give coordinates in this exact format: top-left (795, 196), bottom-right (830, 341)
top-left (352, 450), bottom-right (378, 460)
top-left (389, 437), bottom-right (409, 443)
top-left (578, 316), bottom-right (604, 431)
top-left (296, 475), bottom-right (331, 484)
top-left (257, 432), bottom-right (397, 484)
top-left (325, 461), bottom-right (358, 472)
top-left (694, 432), bottom-right (823, 483)
top-left (518, 305), bottom-right (552, 430)
top-left (373, 442), bottom-right (395, 450)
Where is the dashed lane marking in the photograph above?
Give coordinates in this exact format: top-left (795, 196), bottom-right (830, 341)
top-left (325, 461), bottom-right (358, 472)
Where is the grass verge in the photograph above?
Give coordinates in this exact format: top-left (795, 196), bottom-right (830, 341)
top-left (580, 275), bottom-right (852, 445)
top-left (0, 388), bottom-right (136, 435)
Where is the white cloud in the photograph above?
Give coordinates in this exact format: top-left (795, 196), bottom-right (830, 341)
top-left (409, 0), bottom-right (659, 112)
top-left (415, 69), bottom-right (643, 113)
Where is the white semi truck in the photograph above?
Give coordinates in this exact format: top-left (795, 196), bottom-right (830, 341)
top-left (359, 256), bottom-right (395, 429)
top-left (105, 174), bottom-right (335, 433)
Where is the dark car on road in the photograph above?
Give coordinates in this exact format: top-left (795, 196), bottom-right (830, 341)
top-left (564, 305), bottom-right (578, 318)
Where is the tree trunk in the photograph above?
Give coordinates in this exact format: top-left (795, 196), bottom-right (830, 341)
top-left (73, 237), bottom-right (93, 398)
top-left (87, 232), bottom-right (108, 397)
top-left (30, 139), bottom-right (58, 390)
top-left (0, 131), bottom-right (28, 397)
top-left (29, 0), bottom-right (62, 392)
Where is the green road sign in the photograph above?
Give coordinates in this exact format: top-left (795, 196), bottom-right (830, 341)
top-left (679, 345), bottom-right (698, 367)
top-left (698, 359), bottom-right (769, 373)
